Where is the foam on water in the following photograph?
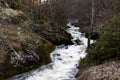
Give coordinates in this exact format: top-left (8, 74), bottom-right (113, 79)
top-left (8, 23), bottom-right (94, 80)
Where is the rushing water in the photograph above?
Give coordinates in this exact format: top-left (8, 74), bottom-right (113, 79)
top-left (8, 23), bottom-right (94, 80)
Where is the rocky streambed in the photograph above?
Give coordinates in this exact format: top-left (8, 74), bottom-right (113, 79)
top-left (7, 23), bottom-right (91, 80)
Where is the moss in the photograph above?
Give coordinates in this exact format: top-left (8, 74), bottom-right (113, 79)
top-left (0, 63), bottom-right (40, 80)
top-left (36, 39), bottom-right (55, 64)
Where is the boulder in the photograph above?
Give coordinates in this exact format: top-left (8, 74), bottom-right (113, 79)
top-left (30, 23), bottom-right (73, 45)
top-left (0, 7), bottom-right (55, 80)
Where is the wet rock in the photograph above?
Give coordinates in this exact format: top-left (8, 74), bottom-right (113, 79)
top-left (57, 58), bottom-right (62, 60)
top-left (65, 46), bottom-right (68, 49)
top-left (52, 54), bottom-right (61, 57)
top-left (30, 23), bottom-right (73, 45)
top-left (74, 39), bottom-right (81, 45)
top-left (56, 54), bottom-right (61, 56)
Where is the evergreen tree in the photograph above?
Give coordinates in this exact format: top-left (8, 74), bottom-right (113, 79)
top-left (81, 14), bottom-right (120, 65)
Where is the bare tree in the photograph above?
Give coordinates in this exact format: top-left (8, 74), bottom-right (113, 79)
top-left (88, 0), bottom-right (95, 47)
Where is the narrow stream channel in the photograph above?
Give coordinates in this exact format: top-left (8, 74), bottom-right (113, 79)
top-left (8, 23), bottom-right (94, 80)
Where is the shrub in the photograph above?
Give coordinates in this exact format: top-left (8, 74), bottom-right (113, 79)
top-left (81, 14), bottom-right (120, 66)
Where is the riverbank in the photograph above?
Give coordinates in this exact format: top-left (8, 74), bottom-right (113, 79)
top-left (77, 61), bottom-right (120, 80)
top-left (77, 14), bottom-right (120, 80)
top-left (0, 6), bottom-right (72, 79)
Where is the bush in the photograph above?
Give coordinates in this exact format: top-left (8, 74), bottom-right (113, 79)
top-left (81, 14), bottom-right (120, 66)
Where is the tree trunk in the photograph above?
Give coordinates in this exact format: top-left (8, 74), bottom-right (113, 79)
top-left (87, 34), bottom-right (91, 48)
top-left (88, 0), bottom-right (95, 48)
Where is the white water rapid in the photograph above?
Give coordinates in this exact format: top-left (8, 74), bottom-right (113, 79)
top-left (8, 23), bottom-right (94, 80)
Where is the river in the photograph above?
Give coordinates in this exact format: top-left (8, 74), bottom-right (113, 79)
top-left (8, 23), bottom-right (94, 80)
